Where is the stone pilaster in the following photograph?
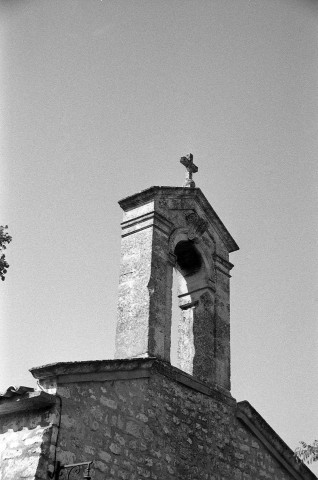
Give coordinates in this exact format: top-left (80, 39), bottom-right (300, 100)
top-left (115, 194), bottom-right (173, 361)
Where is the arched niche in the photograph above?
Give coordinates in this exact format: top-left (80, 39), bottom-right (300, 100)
top-left (168, 228), bottom-right (216, 299)
top-left (168, 227), bottom-right (216, 379)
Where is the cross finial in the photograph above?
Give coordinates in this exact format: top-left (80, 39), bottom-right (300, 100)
top-left (180, 153), bottom-right (198, 188)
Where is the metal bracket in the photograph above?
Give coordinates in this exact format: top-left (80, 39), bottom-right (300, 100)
top-left (51, 461), bottom-right (93, 480)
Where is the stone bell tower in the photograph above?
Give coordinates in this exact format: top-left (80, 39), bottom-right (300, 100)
top-left (115, 155), bottom-right (238, 391)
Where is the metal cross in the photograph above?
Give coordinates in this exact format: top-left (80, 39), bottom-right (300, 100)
top-left (180, 153), bottom-right (198, 188)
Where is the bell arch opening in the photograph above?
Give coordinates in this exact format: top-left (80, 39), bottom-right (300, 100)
top-left (170, 240), bottom-right (207, 371)
top-left (174, 240), bottom-right (202, 276)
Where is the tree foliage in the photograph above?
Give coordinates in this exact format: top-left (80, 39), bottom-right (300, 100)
top-left (295, 440), bottom-right (318, 464)
top-left (0, 225), bottom-right (12, 281)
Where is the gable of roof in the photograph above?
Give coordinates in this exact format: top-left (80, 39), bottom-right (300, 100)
top-left (237, 401), bottom-right (316, 480)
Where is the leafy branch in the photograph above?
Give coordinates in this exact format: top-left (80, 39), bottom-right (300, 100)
top-left (295, 440), bottom-right (318, 464)
top-left (0, 225), bottom-right (12, 281)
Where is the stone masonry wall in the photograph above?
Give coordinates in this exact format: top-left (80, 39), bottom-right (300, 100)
top-left (116, 226), bottom-right (154, 359)
top-left (0, 406), bottom-right (56, 480)
top-left (52, 367), bottom-right (298, 480)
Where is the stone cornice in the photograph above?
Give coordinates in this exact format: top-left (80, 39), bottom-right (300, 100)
top-left (30, 358), bottom-right (235, 407)
top-left (152, 360), bottom-right (235, 407)
top-left (194, 188), bottom-right (239, 253)
top-left (119, 186), bottom-right (160, 211)
top-left (213, 253), bottom-right (234, 271)
top-left (214, 254), bottom-right (234, 277)
top-left (118, 186), bottom-right (239, 253)
top-left (30, 358), bottom-right (154, 380)
top-left (237, 401), bottom-right (316, 480)
top-left (121, 210), bottom-right (173, 237)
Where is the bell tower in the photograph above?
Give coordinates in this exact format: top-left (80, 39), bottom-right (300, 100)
top-left (115, 155), bottom-right (238, 391)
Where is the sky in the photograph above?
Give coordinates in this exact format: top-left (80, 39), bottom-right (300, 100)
top-left (0, 0), bottom-right (317, 473)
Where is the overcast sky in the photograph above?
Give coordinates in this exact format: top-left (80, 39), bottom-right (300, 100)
top-left (1, 0), bottom-right (317, 473)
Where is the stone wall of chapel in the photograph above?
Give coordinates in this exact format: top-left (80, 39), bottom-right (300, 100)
top-left (0, 407), bottom-right (55, 480)
top-left (53, 371), bottom-right (297, 480)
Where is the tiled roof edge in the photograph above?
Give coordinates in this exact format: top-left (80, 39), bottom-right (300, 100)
top-left (0, 390), bottom-right (57, 416)
top-left (0, 385), bottom-right (34, 398)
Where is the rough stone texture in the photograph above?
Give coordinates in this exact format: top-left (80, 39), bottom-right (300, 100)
top-left (116, 186), bottom-right (238, 390)
top-left (1, 183), bottom-right (315, 480)
top-left (31, 359), bottom-right (315, 480)
top-left (1, 360), bottom-right (314, 480)
top-left (0, 405), bottom-right (57, 480)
